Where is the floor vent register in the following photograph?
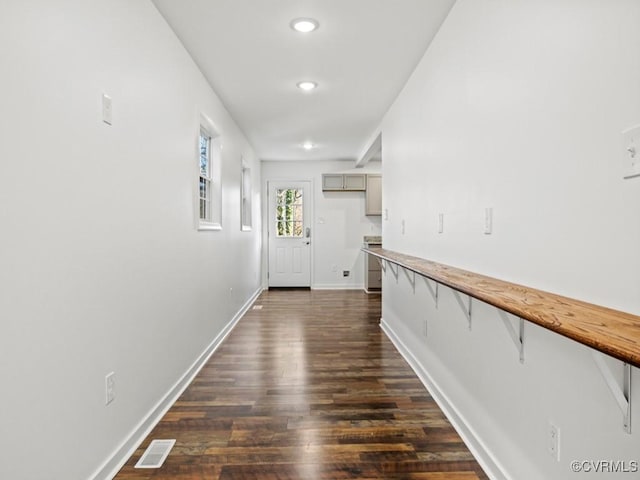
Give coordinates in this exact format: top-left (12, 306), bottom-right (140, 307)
top-left (134, 439), bottom-right (176, 469)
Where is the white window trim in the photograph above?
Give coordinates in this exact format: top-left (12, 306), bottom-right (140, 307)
top-left (197, 113), bottom-right (222, 231)
top-left (198, 223), bottom-right (222, 232)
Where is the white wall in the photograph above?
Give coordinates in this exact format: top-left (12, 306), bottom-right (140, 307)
top-left (261, 160), bottom-right (381, 289)
top-left (0, 2), bottom-right (261, 479)
top-left (380, 1), bottom-right (640, 479)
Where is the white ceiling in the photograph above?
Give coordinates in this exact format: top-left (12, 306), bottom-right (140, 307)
top-left (151, 0), bottom-right (456, 161)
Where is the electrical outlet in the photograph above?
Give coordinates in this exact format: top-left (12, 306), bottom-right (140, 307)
top-left (401, 219), bottom-right (406, 235)
top-left (438, 213), bottom-right (444, 234)
top-left (105, 372), bottom-right (116, 405)
top-left (548, 423), bottom-right (560, 461)
top-left (484, 207), bottom-right (493, 235)
top-left (342, 270), bottom-right (350, 277)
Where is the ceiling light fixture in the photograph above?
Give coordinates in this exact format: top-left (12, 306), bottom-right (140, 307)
top-left (302, 142), bottom-right (315, 150)
top-left (290, 18), bottom-right (319, 33)
top-left (297, 81), bottom-right (318, 91)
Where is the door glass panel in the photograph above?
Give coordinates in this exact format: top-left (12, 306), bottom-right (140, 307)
top-left (275, 188), bottom-right (303, 237)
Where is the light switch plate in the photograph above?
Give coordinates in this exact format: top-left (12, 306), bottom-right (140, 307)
top-left (105, 372), bottom-right (115, 405)
top-left (102, 93), bottom-right (112, 125)
top-left (622, 124), bottom-right (640, 179)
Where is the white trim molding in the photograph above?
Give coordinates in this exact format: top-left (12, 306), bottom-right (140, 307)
top-left (90, 287), bottom-right (264, 480)
top-left (380, 318), bottom-right (509, 480)
top-left (311, 284), bottom-right (365, 290)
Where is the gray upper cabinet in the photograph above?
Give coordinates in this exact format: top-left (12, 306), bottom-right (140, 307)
top-left (322, 174), bottom-right (344, 190)
top-left (366, 174), bottom-right (382, 216)
top-left (343, 174), bottom-right (366, 190)
top-left (322, 173), bottom-right (366, 191)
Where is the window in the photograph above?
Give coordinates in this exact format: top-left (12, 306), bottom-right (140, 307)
top-left (276, 188), bottom-right (303, 237)
top-left (197, 114), bottom-right (221, 230)
top-left (199, 129), bottom-right (212, 223)
top-left (241, 162), bottom-right (252, 231)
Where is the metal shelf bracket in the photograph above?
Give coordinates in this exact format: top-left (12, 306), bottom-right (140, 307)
top-left (453, 291), bottom-right (472, 330)
top-left (498, 311), bottom-right (525, 364)
top-left (388, 262), bottom-right (399, 282)
top-left (592, 351), bottom-right (632, 434)
top-left (376, 257), bottom-right (386, 273)
top-left (402, 268), bottom-right (416, 293)
top-left (422, 277), bottom-right (439, 308)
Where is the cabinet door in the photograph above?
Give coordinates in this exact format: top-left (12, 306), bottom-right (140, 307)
top-left (322, 174), bottom-right (344, 191)
top-left (366, 174), bottom-right (382, 215)
top-left (343, 174), bottom-right (366, 191)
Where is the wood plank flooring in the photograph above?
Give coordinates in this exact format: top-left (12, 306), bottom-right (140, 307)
top-left (114, 290), bottom-right (489, 480)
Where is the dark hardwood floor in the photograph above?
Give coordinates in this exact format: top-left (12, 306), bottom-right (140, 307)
top-left (114, 289), bottom-right (489, 480)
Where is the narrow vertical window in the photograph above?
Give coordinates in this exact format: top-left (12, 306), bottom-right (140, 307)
top-left (197, 113), bottom-right (222, 230)
top-left (199, 129), bottom-right (212, 223)
top-left (241, 163), bottom-right (252, 231)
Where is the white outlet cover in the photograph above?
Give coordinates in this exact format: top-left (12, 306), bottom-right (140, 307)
top-left (548, 423), bottom-right (560, 461)
top-left (484, 208), bottom-right (493, 235)
top-left (622, 124), bottom-right (640, 179)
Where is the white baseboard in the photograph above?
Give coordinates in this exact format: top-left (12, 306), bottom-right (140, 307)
top-left (380, 318), bottom-right (509, 480)
top-left (311, 284), bottom-right (365, 290)
top-left (90, 287), bottom-right (264, 480)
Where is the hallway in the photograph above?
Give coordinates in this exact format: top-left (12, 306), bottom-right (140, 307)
top-left (115, 290), bottom-right (488, 479)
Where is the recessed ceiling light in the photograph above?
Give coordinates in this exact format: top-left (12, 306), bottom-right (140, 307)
top-left (297, 81), bottom-right (318, 91)
top-left (290, 18), bottom-right (319, 33)
top-left (302, 142), bottom-right (315, 150)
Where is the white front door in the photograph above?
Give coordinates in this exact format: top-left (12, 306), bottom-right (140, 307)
top-left (268, 181), bottom-right (312, 287)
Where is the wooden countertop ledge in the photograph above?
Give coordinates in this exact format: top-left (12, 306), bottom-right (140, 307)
top-left (363, 246), bottom-right (640, 369)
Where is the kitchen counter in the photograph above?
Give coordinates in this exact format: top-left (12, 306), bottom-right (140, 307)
top-left (363, 236), bottom-right (382, 293)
